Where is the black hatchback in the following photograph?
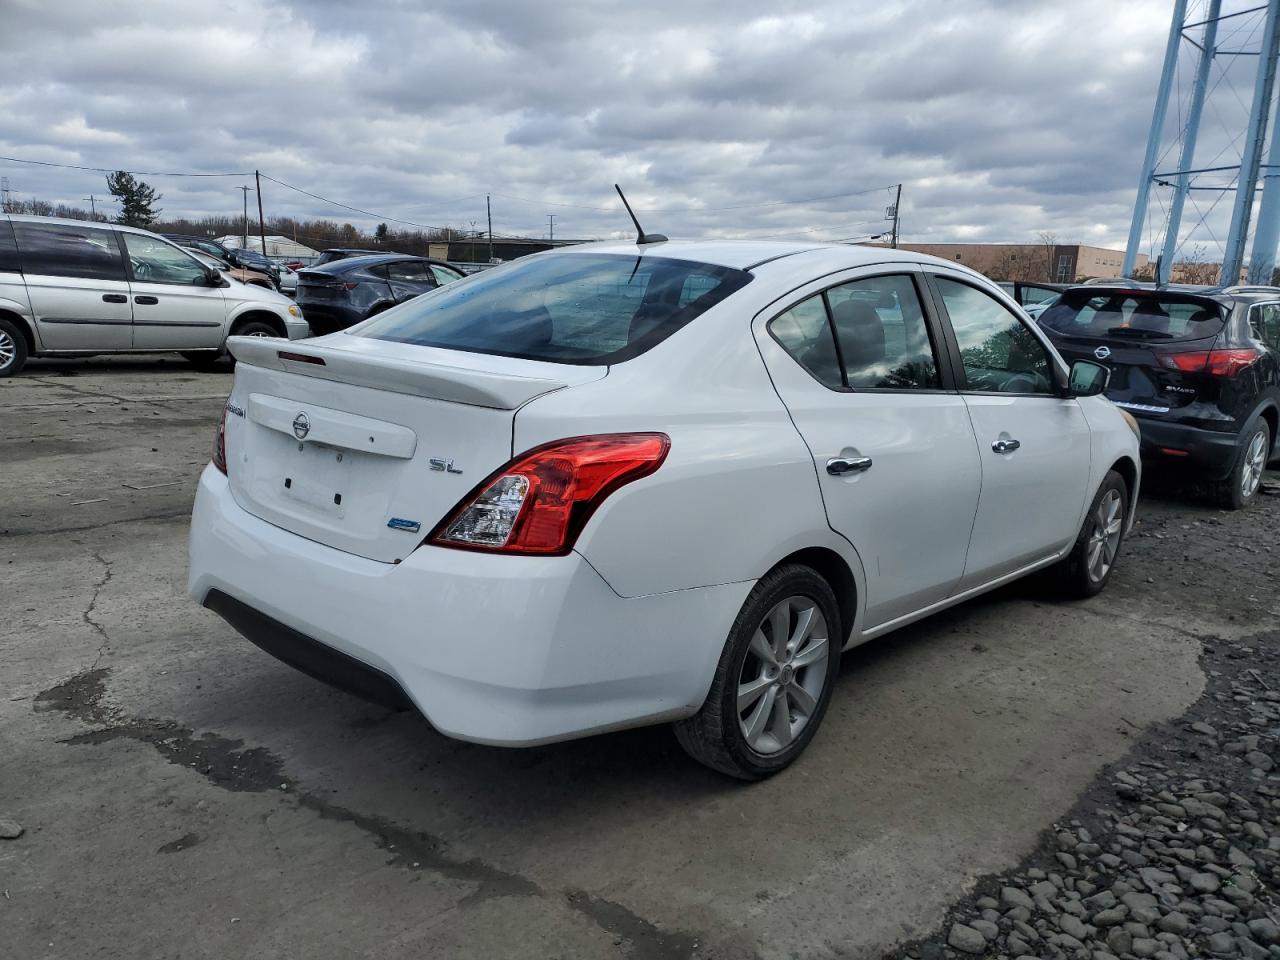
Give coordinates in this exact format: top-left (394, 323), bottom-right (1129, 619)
top-left (294, 255), bottom-right (466, 335)
top-left (1036, 283), bottom-right (1280, 508)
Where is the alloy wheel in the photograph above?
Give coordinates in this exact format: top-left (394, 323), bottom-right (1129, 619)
top-left (1086, 488), bottom-right (1123, 583)
top-left (1242, 429), bottom-right (1268, 499)
top-left (737, 596), bottom-right (830, 755)
top-left (0, 329), bottom-right (15, 369)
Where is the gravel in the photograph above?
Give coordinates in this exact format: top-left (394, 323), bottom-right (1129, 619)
top-left (890, 627), bottom-right (1280, 960)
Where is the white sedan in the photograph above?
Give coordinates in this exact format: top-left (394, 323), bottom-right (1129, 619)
top-left (188, 240), bottom-right (1140, 779)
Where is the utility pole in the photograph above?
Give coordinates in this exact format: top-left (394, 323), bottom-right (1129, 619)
top-left (548, 214), bottom-right (556, 244)
top-left (254, 170), bottom-right (268, 256)
top-left (239, 185), bottom-right (251, 248)
top-left (83, 194), bottom-right (99, 218)
top-left (1123, 0), bottom-right (1189, 278)
top-left (1220, 0), bottom-right (1280, 285)
top-left (889, 184), bottom-right (902, 248)
top-left (0, 177), bottom-right (11, 213)
top-left (486, 194), bottom-right (494, 263)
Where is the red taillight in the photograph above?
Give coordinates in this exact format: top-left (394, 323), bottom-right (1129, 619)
top-left (212, 404), bottom-right (229, 475)
top-left (1157, 348), bottom-right (1259, 377)
top-left (428, 433), bottom-right (671, 556)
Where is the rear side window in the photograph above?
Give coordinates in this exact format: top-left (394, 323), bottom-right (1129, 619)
top-left (826, 275), bottom-right (939, 389)
top-left (769, 295), bottom-right (843, 389)
top-left (429, 264), bottom-right (464, 285)
top-left (1038, 290), bottom-right (1224, 342)
top-left (386, 260), bottom-right (432, 283)
top-left (13, 221), bottom-right (126, 281)
top-left (360, 253), bottom-right (752, 364)
top-left (0, 220), bottom-right (19, 273)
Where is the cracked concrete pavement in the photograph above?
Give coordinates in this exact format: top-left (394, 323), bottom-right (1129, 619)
top-left (2, 356), bottom-right (1275, 959)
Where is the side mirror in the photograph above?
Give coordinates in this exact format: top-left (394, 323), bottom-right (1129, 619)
top-left (1068, 359), bottom-right (1110, 397)
top-left (204, 270), bottom-right (227, 288)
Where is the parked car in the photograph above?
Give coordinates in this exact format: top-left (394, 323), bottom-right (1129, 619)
top-left (1036, 282), bottom-right (1279, 508)
top-left (294, 254), bottom-right (465, 334)
top-left (164, 234), bottom-right (278, 287)
top-left (186, 248), bottom-right (276, 290)
top-left (188, 240), bottom-right (1139, 779)
top-left (312, 247), bottom-right (383, 266)
top-left (274, 262), bottom-right (299, 296)
top-left (0, 215), bottom-right (308, 376)
top-left (227, 247), bottom-right (281, 287)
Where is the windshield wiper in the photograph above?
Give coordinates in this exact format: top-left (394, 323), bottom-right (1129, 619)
top-left (1104, 327), bottom-right (1174, 339)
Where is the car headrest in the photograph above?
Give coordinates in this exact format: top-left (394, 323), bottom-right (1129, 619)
top-left (831, 299), bottom-right (886, 373)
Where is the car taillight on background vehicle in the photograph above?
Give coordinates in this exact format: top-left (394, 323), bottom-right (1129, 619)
top-left (1156, 348), bottom-right (1260, 377)
top-left (429, 433), bottom-right (671, 556)
top-left (212, 404), bottom-right (229, 475)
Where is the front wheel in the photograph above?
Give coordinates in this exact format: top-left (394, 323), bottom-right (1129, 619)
top-left (1214, 417), bottom-right (1270, 510)
top-left (0, 317), bottom-right (29, 377)
top-left (1050, 469), bottom-right (1128, 599)
top-left (674, 564), bottom-right (842, 780)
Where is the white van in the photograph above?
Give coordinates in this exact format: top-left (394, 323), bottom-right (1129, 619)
top-left (0, 215), bottom-right (310, 376)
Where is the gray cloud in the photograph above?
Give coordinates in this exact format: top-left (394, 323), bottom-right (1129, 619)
top-left (0, 0), bottom-right (1266, 256)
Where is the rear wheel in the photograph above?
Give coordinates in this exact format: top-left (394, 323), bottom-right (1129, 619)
top-left (1050, 469), bottom-right (1128, 599)
top-left (674, 564), bottom-right (841, 780)
top-left (1214, 416), bottom-right (1270, 510)
top-left (0, 317), bottom-right (28, 377)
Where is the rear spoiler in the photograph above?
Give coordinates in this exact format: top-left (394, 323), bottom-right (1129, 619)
top-left (226, 336), bottom-right (571, 410)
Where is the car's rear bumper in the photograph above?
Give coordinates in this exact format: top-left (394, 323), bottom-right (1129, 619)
top-left (294, 302), bottom-right (363, 336)
top-left (187, 466), bottom-right (749, 745)
top-left (1133, 416), bottom-right (1238, 477)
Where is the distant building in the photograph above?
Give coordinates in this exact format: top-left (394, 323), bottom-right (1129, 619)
top-left (895, 243), bottom-right (1148, 283)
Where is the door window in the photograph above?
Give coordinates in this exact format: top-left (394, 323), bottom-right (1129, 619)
top-left (13, 221), bottom-right (126, 281)
top-left (121, 233), bottom-right (207, 285)
top-left (825, 275), bottom-right (940, 389)
top-left (387, 260), bottom-right (433, 283)
top-left (934, 276), bottom-right (1054, 394)
top-left (429, 264), bottom-right (464, 285)
top-left (1252, 304), bottom-right (1280, 351)
top-left (768, 295), bottom-right (843, 389)
top-left (0, 220), bottom-right (18, 273)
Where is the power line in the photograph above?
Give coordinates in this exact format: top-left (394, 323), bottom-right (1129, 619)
top-left (0, 155), bottom-right (250, 177)
top-left (259, 173), bottom-right (454, 233)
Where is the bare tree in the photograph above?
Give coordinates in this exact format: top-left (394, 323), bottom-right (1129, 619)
top-left (1172, 244), bottom-right (1219, 285)
top-left (1038, 232), bottom-right (1059, 282)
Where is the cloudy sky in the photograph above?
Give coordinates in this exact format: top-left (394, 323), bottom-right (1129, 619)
top-left (0, 0), bottom-right (1269, 255)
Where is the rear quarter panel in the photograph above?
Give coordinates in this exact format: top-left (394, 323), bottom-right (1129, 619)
top-left (512, 299), bottom-right (867, 609)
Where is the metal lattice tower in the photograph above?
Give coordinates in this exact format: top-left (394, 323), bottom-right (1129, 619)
top-left (1123, 1), bottom-right (1280, 286)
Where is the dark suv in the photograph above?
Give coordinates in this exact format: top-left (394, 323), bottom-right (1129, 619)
top-left (295, 254), bottom-right (465, 334)
top-left (1036, 283), bottom-right (1279, 508)
top-left (312, 248), bottom-right (384, 266)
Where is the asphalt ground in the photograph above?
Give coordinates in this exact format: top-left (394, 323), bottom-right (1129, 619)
top-left (2, 355), bottom-right (1276, 960)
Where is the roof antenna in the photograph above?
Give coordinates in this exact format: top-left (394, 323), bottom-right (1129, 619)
top-left (615, 184), bottom-right (667, 245)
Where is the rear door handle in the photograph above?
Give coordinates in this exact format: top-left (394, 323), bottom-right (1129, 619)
top-left (102, 294), bottom-right (127, 303)
top-left (826, 456), bottom-right (873, 476)
top-left (134, 295), bottom-right (159, 305)
top-left (992, 438), bottom-right (1021, 453)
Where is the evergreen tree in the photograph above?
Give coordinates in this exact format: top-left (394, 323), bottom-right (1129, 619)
top-left (106, 171), bottom-right (162, 227)
top-left (375, 222), bottom-right (389, 245)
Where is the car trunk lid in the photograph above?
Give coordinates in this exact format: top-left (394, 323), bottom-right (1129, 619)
top-left (223, 335), bottom-right (606, 562)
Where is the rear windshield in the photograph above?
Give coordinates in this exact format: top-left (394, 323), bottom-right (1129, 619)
top-left (1038, 290), bottom-right (1225, 342)
top-left (358, 252), bottom-right (752, 364)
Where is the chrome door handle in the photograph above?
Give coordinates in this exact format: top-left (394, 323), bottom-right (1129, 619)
top-left (992, 438), bottom-right (1021, 453)
top-left (827, 456), bottom-right (873, 476)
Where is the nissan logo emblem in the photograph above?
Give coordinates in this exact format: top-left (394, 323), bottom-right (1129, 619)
top-left (1094, 346), bottom-right (1111, 360)
top-left (292, 412), bottom-right (311, 440)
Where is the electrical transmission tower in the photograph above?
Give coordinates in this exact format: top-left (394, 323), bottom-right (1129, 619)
top-left (1123, 0), bottom-right (1280, 286)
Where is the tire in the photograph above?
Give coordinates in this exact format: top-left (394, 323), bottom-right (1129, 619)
top-left (674, 564), bottom-right (842, 780)
top-left (0, 317), bottom-right (28, 377)
top-left (1213, 416), bottom-right (1270, 510)
top-left (233, 320), bottom-right (281, 339)
top-left (1050, 469), bottom-right (1128, 599)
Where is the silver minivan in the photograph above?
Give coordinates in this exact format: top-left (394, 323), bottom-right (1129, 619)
top-left (0, 215), bottom-right (310, 377)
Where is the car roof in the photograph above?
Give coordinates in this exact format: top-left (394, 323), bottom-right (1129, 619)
top-left (305, 253), bottom-right (455, 272)
top-left (3, 213), bottom-right (177, 238)
top-left (324, 248), bottom-right (382, 254)
top-left (552, 238), bottom-right (965, 273)
top-left (1058, 280), bottom-right (1280, 306)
